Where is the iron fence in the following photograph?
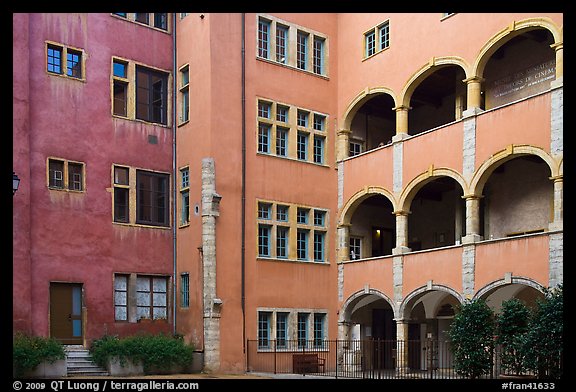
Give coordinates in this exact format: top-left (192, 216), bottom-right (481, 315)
top-left (246, 339), bottom-right (562, 379)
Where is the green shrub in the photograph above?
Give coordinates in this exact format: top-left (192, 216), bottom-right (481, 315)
top-left (495, 298), bottom-right (531, 375)
top-left (90, 333), bottom-right (195, 374)
top-left (13, 333), bottom-right (66, 377)
top-left (448, 298), bottom-right (495, 379)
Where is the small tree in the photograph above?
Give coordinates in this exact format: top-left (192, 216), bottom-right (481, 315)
top-left (522, 285), bottom-right (563, 379)
top-left (495, 298), bottom-right (530, 376)
top-left (448, 298), bottom-right (495, 379)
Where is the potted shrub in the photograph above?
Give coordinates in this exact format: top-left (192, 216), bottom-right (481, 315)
top-left (13, 333), bottom-right (66, 378)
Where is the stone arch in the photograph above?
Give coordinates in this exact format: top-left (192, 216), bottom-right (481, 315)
top-left (399, 284), bottom-right (464, 320)
top-left (339, 288), bottom-right (397, 323)
top-left (474, 276), bottom-right (546, 301)
top-left (398, 167), bottom-right (469, 212)
top-left (472, 17), bottom-right (563, 79)
top-left (398, 56), bottom-right (471, 108)
top-left (341, 87), bottom-right (399, 131)
top-left (339, 186), bottom-right (398, 226)
top-left (469, 145), bottom-right (558, 197)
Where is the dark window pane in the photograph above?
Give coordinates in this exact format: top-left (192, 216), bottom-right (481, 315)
top-left (114, 188), bottom-right (129, 222)
top-left (136, 67), bottom-right (167, 124)
top-left (47, 45), bottom-right (62, 74)
top-left (135, 13), bottom-right (149, 24)
top-left (68, 163), bottom-right (83, 191)
top-left (67, 50), bottom-right (82, 78)
top-left (136, 171), bottom-right (169, 226)
top-left (154, 13), bottom-right (167, 30)
top-left (114, 167), bottom-right (129, 185)
top-left (113, 81), bottom-right (128, 117)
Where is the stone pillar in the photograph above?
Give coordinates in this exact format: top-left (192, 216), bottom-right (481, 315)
top-left (549, 176), bottom-right (563, 231)
top-left (395, 320), bottom-right (409, 373)
top-left (201, 158), bottom-right (222, 372)
top-left (462, 244), bottom-right (475, 298)
top-left (551, 42), bottom-right (563, 81)
top-left (462, 76), bottom-right (484, 116)
top-left (337, 224), bottom-right (351, 261)
top-left (462, 195), bottom-right (482, 244)
top-left (393, 211), bottom-right (410, 254)
top-left (393, 105), bottom-right (410, 137)
top-left (549, 233), bottom-right (563, 288)
top-left (336, 129), bottom-right (351, 161)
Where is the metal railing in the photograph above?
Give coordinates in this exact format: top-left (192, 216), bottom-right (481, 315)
top-left (246, 339), bottom-right (562, 379)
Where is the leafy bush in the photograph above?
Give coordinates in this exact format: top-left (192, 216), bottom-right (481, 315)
top-left (90, 333), bottom-right (195, 374)
top-left (495, 298), bottom-right (530, 375)
top-left (448, 298), bottom-right (495, 379)
top-left (522, 285), bottom-right (563, 379)
top-left (13, 333), bottom-right (66, 377)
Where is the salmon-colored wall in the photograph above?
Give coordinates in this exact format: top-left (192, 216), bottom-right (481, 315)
top-left (336, 13), bottom-right (563, 127)
top-left (475, 235), bottom-right (549, 292)
top-left (475, 93), bottom-right (552, 169)
top-left (341, 258), bottom-right (394, 302)
top-left (402, 247), bottom-right (463, 296)
top-left (343, 147), bottom-right (394, 204)
top-left (403, 122), bottom-right (464, 187)
top-left (17, 13), bottom-right (174, 342)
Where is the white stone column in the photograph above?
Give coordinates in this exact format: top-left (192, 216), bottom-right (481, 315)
top-left (462, 195), bottom-right (482, 244)
top-left (549, 176), bottom-right (563, 231)
top-left (336, 129), bottom-right (351, 162)
top-left (462, 76), bottom-right (484, 116)
top-left (395, 320), bottom-right (409, 373)
top-left (393, 211), bottom-right (410, 254)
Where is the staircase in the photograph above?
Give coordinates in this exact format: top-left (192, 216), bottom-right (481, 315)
top-left (65, 346), bottom-right (109, 377)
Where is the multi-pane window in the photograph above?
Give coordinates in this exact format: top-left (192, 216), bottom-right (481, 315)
top-left (258, 201), bottom-right (328, 262)
top-left (313, 231), bottom-right (325, 262)
top-left (314, 313), bottom-right (326, 348)
top-left (136, 170), bottom-right (169, 227)
top-left (114, 275), bottom-right (129, 321)
top-left (276, 25), bottom-right (288, 64)
top-left (66, 49), bottom-right (82, 78)
top-left (46, 42), bottom-right (84, 80)
top-left (298, 313), bottom-right (309, 348)
top-left (180, 65), bottom-right (190, 123)
top-left (257, 15), bottom-right (328, 76)
top-left (297, 208), bottom-right (309, 224)
top-left (48, 158), bottom-right (85, 192)
top-left (136, 66), bottom-right (168, 125)
top-left (313, 37), bottom-right (324, 75)
top-left (276, 205), bottom-right (289, 221)
top-left (276, 127), bottom-right (288, 157)
top-left (257, 99), bottom-right (327, 165)
top-left (297, 132), bottom-right (308, 161)
top-left (258, 19), bottom-right (271, 59)
top-left (276, 312), bottom-right (289, 348)
top-left (113, 59), bottom-right (128, 117)
top-left (114, 13), bottom-right (169, 31)
top-left (379, 21), bottom-right (390, 50)
top-left (180, 273), bottom-right (190, 308)
top-left (258, 202), bottom-right (272, 219)
top-left (258, 225), bottom-right (271, 257)
top-left (180, 167), bottom-right (190, 226)
top-left (365, 30), bottom-right (376, 57)
top-left (276, 226), bottom-right (289, 259)
top-left (364, 20), bottom-right (391, 59)
top-left (113, 166), bottom-right (129, 223)
top-left (349, 141), bottom-right (363, 157)
top-left (258, 312), bottom-right (272, 349)
top-left (258, 123), bottom-right (271, 153)
top-left (296, 31), bottom-right (308, 70)
top-left (136, 276), bottom-right (168, 320)
top-left (297, 230), bottom-right (309, 260)
top-left (313, 136), bottom-right (325, 164)
top-left (112, 58), bottom-right (170, 125)
top-left (350, 236), bottom-right (362, 260)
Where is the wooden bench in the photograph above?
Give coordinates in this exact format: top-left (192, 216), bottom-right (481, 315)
top-left (293, 353), bottom-right (325, 373)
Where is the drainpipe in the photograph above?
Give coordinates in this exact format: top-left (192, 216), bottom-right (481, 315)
top-left (241, 12), bottom-right (246, 354)
top-left (172, 12), bottom-right (178, 335)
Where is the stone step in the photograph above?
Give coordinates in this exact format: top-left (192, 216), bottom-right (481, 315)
top-left (65, 347), bottom-right (109, 377)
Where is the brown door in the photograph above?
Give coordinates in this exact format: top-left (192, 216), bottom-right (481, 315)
top-left (50, 283), bottom-right (83, 345)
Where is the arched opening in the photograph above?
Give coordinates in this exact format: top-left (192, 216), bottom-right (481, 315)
top-left (407, 177), bottom-right (465, 251)
top-left (342, 293), bottom-right (397, 370)
top-left (349, 94), bottom-right (396, 156)
top-left (481, 155), bottom-right (552, 240)
top-left (483, 28), bottom-right (556, 110)
top-left (349, 194), bottom-right (395, 259)
top-left (408, 65), bottom-right (467, 136)
top-left (478, 282), bottom-right (545, 314)
top-left (402, 289), bottom-right (462, 371)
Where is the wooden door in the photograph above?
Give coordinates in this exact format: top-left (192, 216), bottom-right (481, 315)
top-left (50, 283), bottom-right (83, 345)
